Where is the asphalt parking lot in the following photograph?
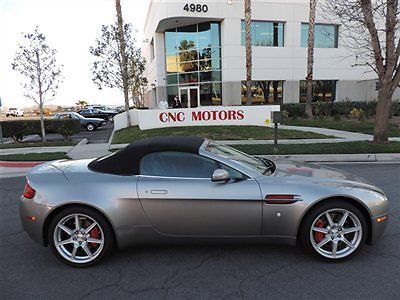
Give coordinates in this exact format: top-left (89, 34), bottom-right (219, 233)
top-left (1, 163), bottom-right (399, 299)
top-left (22, 122), bottom-right (114, 144)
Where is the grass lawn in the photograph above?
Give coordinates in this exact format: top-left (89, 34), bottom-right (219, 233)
top-left (233, 141), bottom-right (400, 155)
top-left (112, 125), bottom-right (332, 144)
top-left (284, 118), bottom-right (400, 137)
top-left (0, 152), bottom-right (70, 161)
top-left (0, 141), bottom-right (76, 149)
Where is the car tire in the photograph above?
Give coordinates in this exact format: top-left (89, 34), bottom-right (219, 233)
top-left (299, 200), bottom-right (367, 262)
top-left (86, 123), bottom-right (95, 131)
top-left (48, 206), bottom-right (114, 267)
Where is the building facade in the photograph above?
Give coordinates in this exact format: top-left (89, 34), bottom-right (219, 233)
top-left (141, 0), bottom-right (399, 109)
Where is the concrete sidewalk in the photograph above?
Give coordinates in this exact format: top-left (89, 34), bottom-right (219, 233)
top-left (2, 125), bottom-right (400, 159)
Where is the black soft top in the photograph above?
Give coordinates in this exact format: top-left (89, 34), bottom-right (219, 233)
top-left (88, 135), bottom-right (206, 175)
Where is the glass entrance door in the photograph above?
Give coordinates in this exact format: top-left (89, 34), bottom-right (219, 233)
top-left (179, 86), bottom-right (200, 108)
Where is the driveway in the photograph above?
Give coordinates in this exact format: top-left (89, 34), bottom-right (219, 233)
top-left (1, 163), bottom-right (399, 299)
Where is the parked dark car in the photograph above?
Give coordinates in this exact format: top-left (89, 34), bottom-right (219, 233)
top-left (53, 112), bottom-right (106, 131)
top-left (78, 108), bottom-right (117, 121)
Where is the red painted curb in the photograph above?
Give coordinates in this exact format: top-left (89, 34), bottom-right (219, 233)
top-left (0, 161), bottom-right (44, 168)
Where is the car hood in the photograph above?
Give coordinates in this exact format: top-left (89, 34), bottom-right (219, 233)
top-left (270, 160), bottom-right (384, 194)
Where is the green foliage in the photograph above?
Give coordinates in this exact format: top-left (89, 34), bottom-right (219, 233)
top-left (0, 119), bottom-right (80, 142)
top-left (281, 101), bottom-right (399, 119)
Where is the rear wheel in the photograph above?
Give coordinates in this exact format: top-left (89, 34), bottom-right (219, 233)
top-left (300, 200), bottom-right (367, 261)
top-left (48, 206), bottom-right (114, 267)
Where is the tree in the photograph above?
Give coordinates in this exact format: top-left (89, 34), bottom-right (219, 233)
top-left (325, 0), bottom-right (400, 143)
top-left (115, 0), bottom-right (130, 126)
top-left (75, 100), bottom-right (88, 109)
top-left (90, 21), bottom-right (146, 117)
top-left (306, 0), bottom-right (317, 118)
top-left (244, 0), bottom-right (253, 105)
top-left (11, 27), bottom-right (63, 142)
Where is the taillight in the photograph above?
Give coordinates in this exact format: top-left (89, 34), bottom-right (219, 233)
top-left (23, 183), bottom-right (36, 199)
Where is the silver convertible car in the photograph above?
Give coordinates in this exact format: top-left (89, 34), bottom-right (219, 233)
top-left (20, 136), bottom-right (389, 267)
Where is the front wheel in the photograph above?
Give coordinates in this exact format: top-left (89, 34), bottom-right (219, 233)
top-left (300, 200), bottom-right (367, 262)
top-left (86, 123), bottom-right (95, 131)
top-left (48, 206), bottom-right (114, 267)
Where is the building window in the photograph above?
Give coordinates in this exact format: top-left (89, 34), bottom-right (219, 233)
top-left (241, 81), bottom-right (283, 105)
top-left (150, 38), bottom-right (155, 61)
top-left (165, 22), bottom-right (222, 106)
top-left (301, 23), bottom-right (339, 48)
top-left (299, 80), bottom-right (337, 102)
top-left (241, 21), bottom-right (284, 47)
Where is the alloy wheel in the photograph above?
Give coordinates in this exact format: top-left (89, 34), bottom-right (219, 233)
top-left (309, 208), bottom-right (363, 259)
top-left (53, 213), bottom-right (105, 264)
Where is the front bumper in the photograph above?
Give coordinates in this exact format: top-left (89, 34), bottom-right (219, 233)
top-left (370, 213), bottom-right (389, 244)
top-left (19, 196), bottom-right (50, 246)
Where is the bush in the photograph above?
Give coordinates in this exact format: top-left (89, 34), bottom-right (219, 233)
top-left (0, 119), bottom-right (80, 142)
top-left (281, 100), bottom-right (399, 119)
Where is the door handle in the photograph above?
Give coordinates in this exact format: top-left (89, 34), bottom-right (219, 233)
top-left (150, 189), bottom-right (168, 194)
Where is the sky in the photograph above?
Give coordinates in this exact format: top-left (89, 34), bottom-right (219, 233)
top-left (0, 0), bottom-right (151, 109)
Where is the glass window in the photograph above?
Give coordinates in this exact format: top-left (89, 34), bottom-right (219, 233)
top-left (179, 72), bottom-right (198, 84)
top-left (165, 22), bottom-right (222, 105)
top-left (301, 23), bottom-right (338, 48)
top-left (241, 81), bottom-right (283, 105)
top-left (167, 85), bottom-right (179, 107)
top-left (200, 82), bottom-right (222, 106)
top-left (241, 21), bottom-right (284, 47)
top-left (200, 71), bottom-right (221, 83)
top-left (177, 24), bottom-right (198, 51)
top-left (167, 74), bottom-right (178, 85)
top-left (165, 29), bottom-right (177, 54)
top-left (299, 80), bottom-right (337, 102)
top-left (140, 152), bottom-right (218, 178)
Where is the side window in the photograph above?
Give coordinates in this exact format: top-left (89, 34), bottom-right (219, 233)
top-left (140, 152), bottom-right (219, 178)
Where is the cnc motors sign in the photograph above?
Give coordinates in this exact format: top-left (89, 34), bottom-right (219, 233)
top-left (137, 106), bottom-right (280, 130)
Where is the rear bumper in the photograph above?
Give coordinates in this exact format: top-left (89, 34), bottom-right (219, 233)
top-left (19, 196), bottom-right (50, 247)
top-left (369, 213), bottom-right (389, 244)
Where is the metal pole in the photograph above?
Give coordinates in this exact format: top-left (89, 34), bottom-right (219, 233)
top-left (273, 122), bottom-right (278, 152)
top-left (0, 123), bottom-right (3, 145)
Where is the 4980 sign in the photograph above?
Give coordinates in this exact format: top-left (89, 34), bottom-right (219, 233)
top-left (183, 3), bottom-right (208, 13)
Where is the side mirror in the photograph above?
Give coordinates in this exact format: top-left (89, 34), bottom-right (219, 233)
top-left (211, 169), bottom-right (230, 182)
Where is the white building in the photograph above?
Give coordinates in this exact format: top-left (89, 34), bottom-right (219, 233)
top-left (141, 0), bottom-right (399, 109)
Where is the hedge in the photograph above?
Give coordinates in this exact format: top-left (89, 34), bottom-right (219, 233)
top-left (281, 101), bottom-right (400, 119)
top-left (0, 119), bottom-right (81, 142)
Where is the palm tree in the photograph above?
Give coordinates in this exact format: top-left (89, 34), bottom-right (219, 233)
top-left (244, 0), bottom-right (252, 105)
top-left (75, 100), bottom-right (88, 109)
top-left (305, 0), bottom-right (317, 118)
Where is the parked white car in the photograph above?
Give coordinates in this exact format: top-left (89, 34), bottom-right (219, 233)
top-left (6, 107), bottom-right (24, 117)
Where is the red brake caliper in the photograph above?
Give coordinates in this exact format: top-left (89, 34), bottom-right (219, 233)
top-left (90, 227), bottom-right (99, 248)
top-left (314, 219), bottom-right (326, 243)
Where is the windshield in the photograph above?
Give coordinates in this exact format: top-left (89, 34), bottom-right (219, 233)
top-left (72, 112), bottom-right (84, 119)
top-left (206, 142), bottom-right (267, 174)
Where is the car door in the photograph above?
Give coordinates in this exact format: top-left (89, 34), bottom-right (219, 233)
top-left (137, 151), bottom-right (263, 236)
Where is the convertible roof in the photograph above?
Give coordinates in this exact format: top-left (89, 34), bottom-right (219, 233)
top-left (88, 135), bottom-right (206, 176)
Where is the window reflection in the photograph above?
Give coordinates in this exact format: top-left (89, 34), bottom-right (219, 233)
top-left (165, 22), bottom-right (222, 106)
top-left (241, 21), bottom-right (284, 47)
top-left (241, 81), bottom-right (283, 105)
top-left (299, 80), bottom-right (337, 102)
top-left (301, 23), bottom-right (338, 48)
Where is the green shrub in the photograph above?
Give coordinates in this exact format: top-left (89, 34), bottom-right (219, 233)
top-left (281, 100), bottom-right (399, 119)
top-left (0, 119), bottom-right (80, 142)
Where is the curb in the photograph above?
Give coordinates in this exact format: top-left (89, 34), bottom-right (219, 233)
top-left (0, 161), bottom-right (44, 168)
